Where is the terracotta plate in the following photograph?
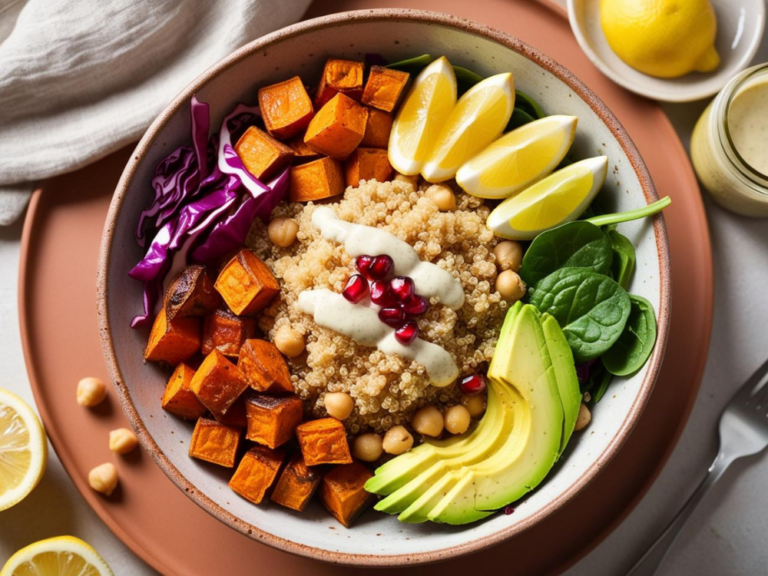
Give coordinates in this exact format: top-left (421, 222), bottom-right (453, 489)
top-left (18, 1), bottom-right (712, 574)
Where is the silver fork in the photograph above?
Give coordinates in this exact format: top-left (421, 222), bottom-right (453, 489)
top-left (627, 357), bottom-right (768, 576)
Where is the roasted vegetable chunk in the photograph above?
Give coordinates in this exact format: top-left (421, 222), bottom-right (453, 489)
top-left (258, 76), bottom-right (314, 139)
top-left (304, 93), bottom-right (369, 159)
top-left (296, 417), bottom-right (352, 466)
top-left (245, 393), bottom-right (303, 448)
top-left (202, 309), bottom-right (257, 358)
top-left (164, 265), bottom-right (221, 320)
top-left (161, 363), bottom-right (206, 420)
top-left (229, 445), bottom-right (286, 504)
top-left (271, 453), bottom-right (323, 511)
top-left (315, 58), bottom-right (365, 107)
top-left (214, 249), bottom-right (280, 316)
top-left (213, 393), bottom-right (248, 428)
top-left (234, 126), bottom-right (294, 180)
top-left (144, 308), bottom-right (201, 365)
top-left (289, 157), bottom-right (345, 202)
top-left (344, 147), bottom-right (393, 187)
top-left (189, 417), bottom-right (241, 467)
top-left (362, 66), bottom-right (409, 112)
top-left (190, 350), bottom-right (248, 417)
top-left (320, 462), bottom-right (375, 527)
top-left (360, 108), bottom-right (393, 148)
top-left (287, 133), bottom-right (321, 161)
top-left (238, 339), bottom-right (293, 394)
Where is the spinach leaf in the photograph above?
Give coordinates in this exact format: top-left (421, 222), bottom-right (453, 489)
top-left (386, 54), bottom-right (432, 74)
top-left (591, 369), bottom-right (613, 403)
top-left (608, 230), bottom-right (636, 290)
top-left (528, 267), bottom-right (631, 363)
top-left (515, 89), bottom-right (546, 119)
top-left (602, 295), bottom-right (657, 376)
top-left (453, 65), bottom-right (484, 94)
top-left (508, 107), bottom-right (536, 130)
top-left (584, 197), bottom-right (671, 228)
top-left (519, 221), bottom-right (613, 287)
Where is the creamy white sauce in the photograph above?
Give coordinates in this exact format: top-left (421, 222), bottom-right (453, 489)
top-left (311, 207), bottom-right (465, 309)
top-left (728, 77), bottom-right (768, 176)
top-left (298, 289), bottom-right (459, 387)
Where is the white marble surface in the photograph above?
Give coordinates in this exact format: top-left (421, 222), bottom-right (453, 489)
top-left (1, 19), bottom-right (767, 576)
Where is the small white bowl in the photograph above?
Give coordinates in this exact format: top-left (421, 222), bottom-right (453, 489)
top-left (568, 0), bottom-right (765, 102)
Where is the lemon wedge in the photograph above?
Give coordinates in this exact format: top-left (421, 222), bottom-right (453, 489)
top-left (487, 156), bottom-right (608, 240)
top-left (1, 536), bottom-right (114, 576)
top-left (421, 72), bottom-right (515, 183)
top-left (0, 388), bottom-right (47, 511)
top-left (388, 56), bottom-right (457, 176)
top-left (456, 115), bottom-right (578, 199)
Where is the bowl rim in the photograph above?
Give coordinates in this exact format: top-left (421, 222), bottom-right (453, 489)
top-left (97, 7), bottom-right (671, 567)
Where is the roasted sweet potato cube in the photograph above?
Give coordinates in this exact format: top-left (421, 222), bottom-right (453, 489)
top-left (360, 108), bottom-right (393, 148)
top-left (229, 445), bottom-right (286, 504)
top-left (162, 363), bottom-right (206, 420)
top-left (258, 76), bottom-right (314, 139)
top-left (289, 157), bottom-right (345, 203)
top-left (344, 148), bottom-right (394, 187)
top-left (315, 58), bottom-right (365, 107)
top-left (238, 339), bottom-right (293, 394)
top-left (202, 309), bottom-right (257, 358)
top-left (234, 126), bottom-right (294, 180)
top-left (287, 134), bottom-right (321, 161)
top-left (190, 350), bottom-right (248, 416)
top-left (189, 417), bottom-right (241, 467)
top-left (271, 453), bottom-right (323, 511)
top-left (362, 66), bottom-right (410, 112)
top-left (320, 462), bottom-right (375, 527)
top-left (214, 250), bottom-right (280, 316)
top-left (213, 392), bottom-right (248, 428)
top-left (144, 308), bottom-right (201, 365)
top-left (245, 393), bottom-right (303, 448)
top-left (304, 93), bottom-right (369, 159)
top-left (296, 418), bottom-right (352, 466)
top-left (164, 265), bottom-right (221, 320)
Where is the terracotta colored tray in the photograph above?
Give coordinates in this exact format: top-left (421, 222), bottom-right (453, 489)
top-left (18, 1), bottom-right (712, 574)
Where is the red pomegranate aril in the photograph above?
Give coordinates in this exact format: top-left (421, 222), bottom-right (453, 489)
top-left (370, 280), bottom-right (397, 307)
top-left (368, 254), bottom-right (394, 280)
top-left (395, 320), bottom-right (419, 344)
top-left (379, 307), bottom-right (406, 327)
top-left (459, 374), bottom-right (487, 395)
top-left (342, 274), bottom-right (369, 303)
top-left (401, 294), bottom-right (429, 316)
top-left (390, 276), bottom-right (415, 301)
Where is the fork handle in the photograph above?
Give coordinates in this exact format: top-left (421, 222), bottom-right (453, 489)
top-left (626, 451), bottom-right (735, 576)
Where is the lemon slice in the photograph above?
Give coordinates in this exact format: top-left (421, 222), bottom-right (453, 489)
top-left (388, 56), bottom-right (457, 176)
top-left (1, 536), bottom-right (114, 576)
top-left (456, 115), bottom-right (578, 199)
top-left (421, 72), bottom-right (515, 183)
top-left (0, 388), bottom-right (47, 511)
top-left (487, 156), bottom-right (608, 240)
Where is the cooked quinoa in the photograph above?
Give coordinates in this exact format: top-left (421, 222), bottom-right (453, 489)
top-left (246, 179), bottom-right (508, 434)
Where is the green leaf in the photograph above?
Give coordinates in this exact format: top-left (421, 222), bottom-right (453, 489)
top-left (519, 221), bottom-right (613, 287)
top-left (514, 89), bottom-right (546, 119)
top-left (386, 54), bottom-right (432, 74)
top-left (608, 230), bottom-right (636, 290)
top-left (592, 369), bottom-right (613, 403)
top-left (602, 295), bottom-right (657, 376)
top-left (584, 197), bottom-right (671, 228)
top-left (507, 107), bottom-right (536, 130)
top-left (529, 267), bottom-right (631, 363)
top-left (453, 65), bottom-right (484, 94)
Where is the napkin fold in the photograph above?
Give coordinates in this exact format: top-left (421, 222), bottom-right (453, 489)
top-left (0, 0), bottom-right (312, 225)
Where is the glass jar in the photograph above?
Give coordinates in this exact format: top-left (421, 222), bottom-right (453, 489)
top-left (691, 63), bottom-right (768, 216)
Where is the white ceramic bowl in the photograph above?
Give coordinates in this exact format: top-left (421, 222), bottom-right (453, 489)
top-left (568, 0), bottom-right (766, 102)
top-left (98, 9), bottom-right (670, 566)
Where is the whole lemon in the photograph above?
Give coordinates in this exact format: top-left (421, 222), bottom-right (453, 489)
top-left (601, 0), bottom-right (720, 78)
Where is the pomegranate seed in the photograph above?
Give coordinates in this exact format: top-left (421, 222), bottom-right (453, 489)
top-left (401, 294), bottom-right (429, 316)
top-left (370, 281), bottom-right (397, 307)
top-left (379, 307), bottom-right (406, 328)
top-left (459, 374), bottom-right (487, 395)
top-left (342, 274), bottom-right (369, 303)
top-left (503, 505), bottom-right (515, 515)
top-left (395, 320), bottom-right (419, 344)
top-left (390, 276), bottom-right (415, 301)
top-left (355, 255), bottom-right (375, 279)
top-left (368, 255), bottom-right (394, 280)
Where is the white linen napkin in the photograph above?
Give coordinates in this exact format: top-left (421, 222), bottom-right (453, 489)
top-left (0, 0), bottom-right (312, 225)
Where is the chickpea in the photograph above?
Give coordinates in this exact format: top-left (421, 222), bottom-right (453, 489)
top-left (324, 392), bottom-right (354, 420)
top-left (88, 463), bottom-right (118, 496)
top-left (76, 377), bottom-right (107, 407)
top-left (444, 405), bottom-right (471, 435)
top-left (273, 325), bottom-right (305, 358)
top-left (496, 270), bottom-right (526, 302)
top-left (352, 433), bottom-right (384, 462)
top-left (424, 184), bottom-right (456, 211)
top-left (460, 394), bottom-right (487, 418)
top-left (109, 428), bottom-right (139, 455)
top-left (394, 173), bottom-right (419, 189)
top-left (258, 315), bottom-right (275, 334)
top-left (494, 241), bottom-right (523, 272)
top-left (412, 405), bottom-right (444, 437)
top-left (574, 403), bottom-right (592, 431)
top-left (267, 217), bottom-right (299, 248)
top-left (382, 425), bottom-right (414, 455)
